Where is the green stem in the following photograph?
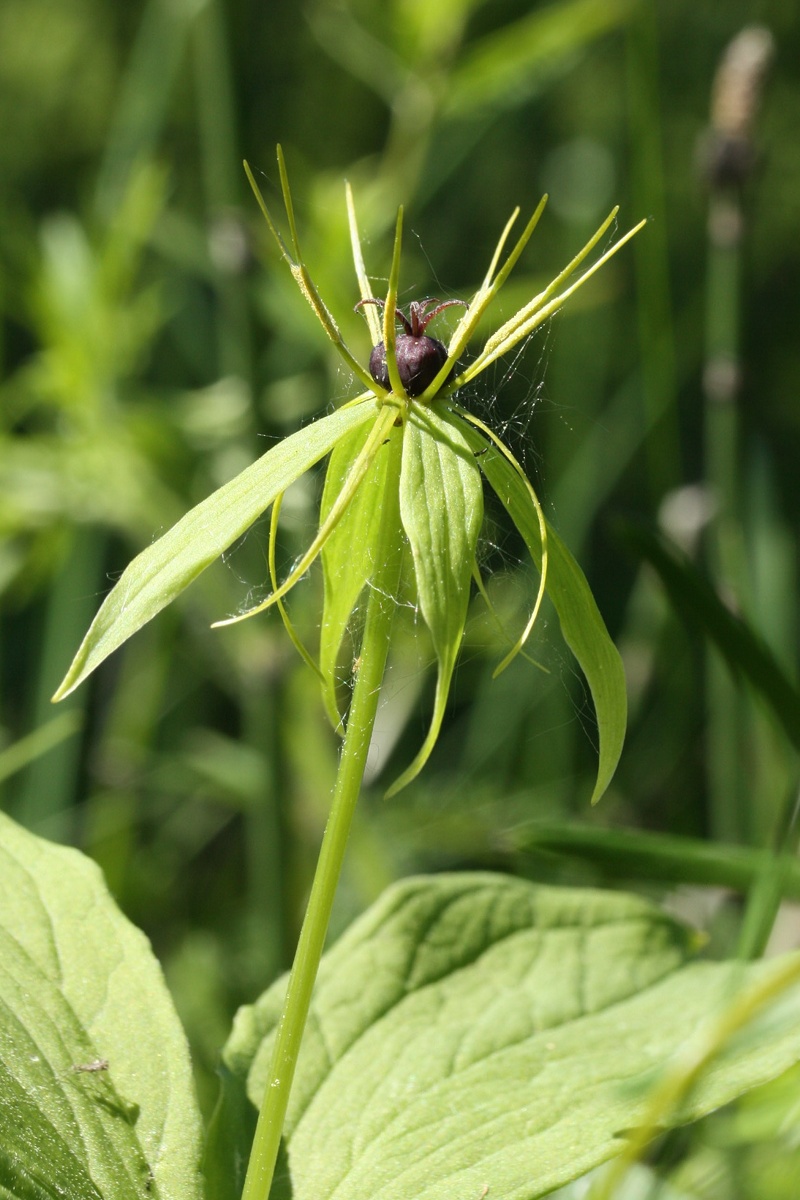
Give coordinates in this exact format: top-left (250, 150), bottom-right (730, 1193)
top-left (590, 953), bottom-right (800, 1200)
top-left (737, 784), bottom-right (800, 960)
top-left (15, 528), bottom-right (103, 839)
top-left (518, 821), bottom-right (800, 898)
top-left (240, 435), bottom-right (403, 1200)
top-left (704, 192), bottom-right (747, 845)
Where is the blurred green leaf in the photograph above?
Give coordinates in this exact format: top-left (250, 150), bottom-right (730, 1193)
top-left (0, 811), bottom-right (203, 1200)
top-left (519, 821), bottom-right (800, 897)
top-left (94, 0), bottom-right (206, 217)
top-left (552, 1162), bottom-right (695, 1199)
top-left (445, 0), bottom-right (637, 116)
top-left (0, 711), bottom-right (81, 785)
top-left (622, 523), bottom-right (800, 755)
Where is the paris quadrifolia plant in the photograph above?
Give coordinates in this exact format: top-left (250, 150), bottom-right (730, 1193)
top-left (53, 146), bottom-right (644, 1200)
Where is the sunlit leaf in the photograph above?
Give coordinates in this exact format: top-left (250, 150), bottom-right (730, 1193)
top-left (225, 873), bottom-right (800, 1200)
top-left (53, 400), bottom-right (378, 700)
top-left (0, 811), bottom-right (203, 1200)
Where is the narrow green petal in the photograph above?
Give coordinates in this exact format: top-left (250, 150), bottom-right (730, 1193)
top-left (319, 421), bottom-right (401, 728)
top-left (243, 160), bottom-right (293, 263)
top-left (346, 183), bottom-right (382, 344)
top-left (472, 558), bottom-right (550, 673)
top-left (52, 401), bottom-right (378, 701)
top-left (421, 198), bottom-right (548, 402)
top-left (450, 197), bottom-right (548, 361)
top-left (480, 206), bottom-right (521, 289)
top-left (477, 207), bottom-right (619, 365)
top-left (457, 410), bottom-right (549, 674)
top-left (382, 208), bottom-right (407, 398)
top-left (269, 494), bottom-right (324, 682)
top-left (245, 151), bottom-right (376, 393)
top-left (276, 144), bottom-right (303, 261)
top-left (462, 217), bottom-right (647, 384)
top-left (387, 405), bottom-right (483, 795)
top-left (451, 411), bottom-right (627, 804)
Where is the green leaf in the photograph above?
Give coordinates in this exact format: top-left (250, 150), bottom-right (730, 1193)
top-left (53, 400), bottom-right (378, 700)
top-left (224, 873), bottom-right (800, 1200)
top-left (0, 811), bottom-right (203, 1200)
top-left (444, 0), bottom-right (636, 117)
top-left (453, 413), bottom-right (626, 802)
top-left (319, 423), bottom-right (401, 727)
top-left (621, 522), bottom-right (800, 755)
top-left (387, 406), bottom-right (483, 795)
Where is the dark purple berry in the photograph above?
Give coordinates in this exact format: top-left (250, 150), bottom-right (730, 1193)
top-left (355, 298), bottom-right (468, 398)
top-left (367, 334), bottom-right (449, 397)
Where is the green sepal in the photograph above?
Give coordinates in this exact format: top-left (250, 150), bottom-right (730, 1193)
top-left (53, 400), bottom-right (378, 701)
top-left (320, 422), bottom-right (403, 728)
top-left (269, 494), bottom-right (324, 681)
top-left (451, 410), bottom-right (627, 804)
top-left (387, 405), bottom-right (483, 796)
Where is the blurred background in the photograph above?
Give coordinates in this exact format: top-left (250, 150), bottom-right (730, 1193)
top-left (2, 0), bottom-right (800, 1190)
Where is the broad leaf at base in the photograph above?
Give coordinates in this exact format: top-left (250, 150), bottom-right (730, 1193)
top-left (223, 873), bottom-right (800, 1200)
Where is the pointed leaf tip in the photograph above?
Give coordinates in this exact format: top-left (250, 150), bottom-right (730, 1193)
top-left (52, 403), bottom-right (378, 700)
top-left (388, 406), bottom-right (483, 796)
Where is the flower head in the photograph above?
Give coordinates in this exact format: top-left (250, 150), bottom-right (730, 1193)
top-left (54, 147), bottom-right (641, 801)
